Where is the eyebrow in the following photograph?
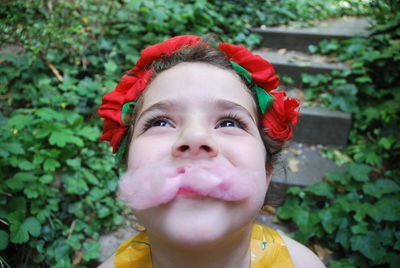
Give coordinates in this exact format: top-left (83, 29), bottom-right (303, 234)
top-left (136, 100), bottom-right (180, 123)
top-left (214, 99), bottom-right (257, 123)
top-left (136, 99), bottom-right (257, 123)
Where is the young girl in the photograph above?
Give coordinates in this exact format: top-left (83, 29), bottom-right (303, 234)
top-left (98, 35), bottom-right (325, 268)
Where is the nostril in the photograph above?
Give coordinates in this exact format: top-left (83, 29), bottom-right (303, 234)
top-left (179, 145), bottom-right (190, 152)
top-left (201, 145), bottom-right (212, 153)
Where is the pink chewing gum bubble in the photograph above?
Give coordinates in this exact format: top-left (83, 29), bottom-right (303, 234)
top-left (118, 160), bottom-right (260, 210)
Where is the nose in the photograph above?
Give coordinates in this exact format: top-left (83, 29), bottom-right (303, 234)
top-left (172, 121), bottom-right (219, 158)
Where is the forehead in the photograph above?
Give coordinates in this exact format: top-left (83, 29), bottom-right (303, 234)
top-left (141, 62), bottom-right (257, 114)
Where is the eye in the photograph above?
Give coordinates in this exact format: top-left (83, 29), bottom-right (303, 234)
top-left (218, 119), bottom-right (242, 128)
top-left (143, 116), bottom-right (174, 131)
top-left (216, 114), bottom-right (247, 130)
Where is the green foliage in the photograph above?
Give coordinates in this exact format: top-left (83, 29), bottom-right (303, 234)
top-left (281, 3), bottom-right (400, 267)
top-left (302, 11), bottom-right (400, 168)
top-left (278, 164), bottom-right (400, 267)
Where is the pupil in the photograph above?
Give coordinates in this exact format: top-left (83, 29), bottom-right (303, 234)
top-left (154, 120), bottom-right (167, 127)
top-left (224, 120), bottom-right (235, 127)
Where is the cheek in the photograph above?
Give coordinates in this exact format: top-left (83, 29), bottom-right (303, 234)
top-left (224, 138), bottom-right (266, 171)
top-left (128, 137), bottom-right (171, 170)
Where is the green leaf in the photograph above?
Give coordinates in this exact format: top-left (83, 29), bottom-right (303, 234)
top-left (350, 234), bottom-right (386, 261)
top-left (6, 173), bottom-right (37, 191)
top-left (7, 196), bottom-right (27, 214)
top-left (363, 179), bottom-right (400, 198)
top-left (83, 242), bottom-right (100, 261)
top-left (319, 209), bottom-right (339, 234)
top-left (351, 221), bottom-right (369, 235)
top-left (82, 169), bottom-right (99, 185)
top-left (70, 136), bottom-right (84, 147)
top-left (308, 45), bottom-right (318, 53)
top-left (367, 197), bottom-right (400, 222)
top-left (325, 171), bottom-right (348, 184)
top-left (347, 163), bottom-right (371, 181)
top-left (24, 217), bottom-right (41, 237)
top-left (49, 131), bottom-right (68, 147)
top-left (10, 216), bottom-right (41, 244)
top-left (305, 182), bottom-right (334, 198)
top-left (66, 158), bottom-right (81, 168)
top-left (104, 60), bottom-right (117, 75)
top-left (7, 114), bottom-right (34, 129)
top-left (1, 143), bottom-right (24, 155)
top-left (0, 230), bottom-right (9, 250)
top-left (39, 174), bottom-right (54, 184)
top-left (378, 137), bottom-right (396, 150)
top-left (64, 175), bottom-right (89, 195)
top-left (43, 158), bottom-right (61, 172)
top-left (18, 159), bottom-right (35, 170)
top-left (77, 126), bottom-right (100, 141)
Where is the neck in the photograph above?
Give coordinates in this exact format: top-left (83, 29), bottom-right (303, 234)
top-left (149, 224), bottom-right (253, 268)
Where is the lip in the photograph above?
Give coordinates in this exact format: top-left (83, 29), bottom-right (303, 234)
top-left (177, 187), bottom-right (206, 198)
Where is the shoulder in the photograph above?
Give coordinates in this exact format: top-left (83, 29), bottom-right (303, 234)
top-left (281, 233), bottom-right (326, 268)
top-left (97, 254), bottom-right (114, 268)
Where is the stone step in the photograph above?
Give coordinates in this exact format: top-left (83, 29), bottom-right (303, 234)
top-left (254, 49), bottom-right (348, 88)
top-left (266, 141), bottom-right (344, 206)
top-left (294, 106), bottom-right (351, 146)
top-left (251, 16), bottom-right (371, 52)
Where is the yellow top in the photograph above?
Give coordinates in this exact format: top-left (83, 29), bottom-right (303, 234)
top-left (114, 223), bottom-right (294, 268)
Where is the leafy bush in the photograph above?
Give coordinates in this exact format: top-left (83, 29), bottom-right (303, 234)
top-left (278, 2), bottom-right (400, 267)
top-left (278, 164), bottom-right (400, 267)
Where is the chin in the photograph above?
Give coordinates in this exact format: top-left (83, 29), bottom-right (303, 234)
top-left (154, 197), bottom-right (248, 245)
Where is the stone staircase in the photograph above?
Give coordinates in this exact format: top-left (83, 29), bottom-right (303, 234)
top-left (97, 17), bottom-right (372, 263)
top-left (252, 17), bottom-right (371, 222)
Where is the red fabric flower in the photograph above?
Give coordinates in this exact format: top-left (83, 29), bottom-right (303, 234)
top-left (263, 91), bottom-right (300, 141)
top-left (98, 35), bottom-right (300, 153)
top-left (218, 43), bottom-right (279, 92)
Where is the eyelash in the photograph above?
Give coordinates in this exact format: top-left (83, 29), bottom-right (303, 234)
top-left (218, 112), bottom-right (248, 131)
top-left (140, 112), bottom-right (249, 132)
top-left (142, 114), bottom-right (174, 131)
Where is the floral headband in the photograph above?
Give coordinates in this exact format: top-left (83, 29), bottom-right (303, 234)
top-left (98, 35), bottom-right (299, 155)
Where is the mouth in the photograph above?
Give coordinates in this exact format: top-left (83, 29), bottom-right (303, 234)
top-left (176, 187), bottom-right (207, 198)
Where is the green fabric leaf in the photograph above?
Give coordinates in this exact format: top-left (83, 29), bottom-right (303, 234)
top-left (347, 163), bottom-right (371, 181)
top-left (230, 61), bottom-right (274, 114)
top-left (253, 85), bottom-right (275, 113)
top-left (363, 179), bottom-right (400, 198)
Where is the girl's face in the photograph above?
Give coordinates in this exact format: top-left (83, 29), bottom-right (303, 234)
top-left (123, 62), bottom-right (269, 245)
